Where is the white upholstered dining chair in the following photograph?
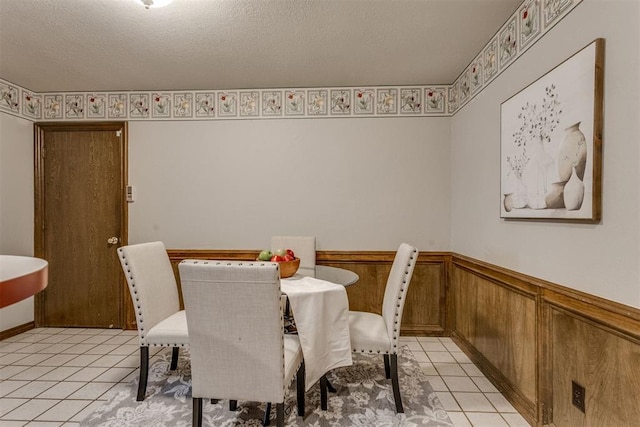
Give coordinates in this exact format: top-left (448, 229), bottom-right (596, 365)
top-left (271, 235), bottom-right (316, 276)
top-left (117, 241), bottom-right (189, 401)
top-left (179, 260), bottom-right (305, 427)
top-left (347, 242), bottom-right (418, 413)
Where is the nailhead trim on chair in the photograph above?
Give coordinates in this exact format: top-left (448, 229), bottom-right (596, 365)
top-left (120, 247), bottom-right (187, 348)
top-left (147, 343), bottom-right (184, 347)
top-left (351, 247), bottom-right (418, 356)
top-left (390, 248), bottom-right (417, 353)
top-left (119, 250), bottom-right (142, 336)
top-left (119, 248), bottom-right (149, 342)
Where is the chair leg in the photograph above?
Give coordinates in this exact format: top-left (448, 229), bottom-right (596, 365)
top-left (326, 377), bottom-right (337, 393)
top-left (170, 346), bottom-right (180, 370)
top-left (229, 400), bottom-right (238, 411)
top-left (390, 354), bottom-right (404, 413)
top-left (193, 397), bottom-right (203, 427)
top-left (136, 346), bottom-right (149, 401)
top-left (276, 402), bottom-right (284, 427)
top-left (263, 402), bottom-right (271, 426)
top-left (384, 354), bottom-right (391, 379)
top-left (210, 399), bottom-right (219, 404)
top-left (296, 361), bottom-right (305, 416)
top-left (320, 375), bottom-right (328, 411)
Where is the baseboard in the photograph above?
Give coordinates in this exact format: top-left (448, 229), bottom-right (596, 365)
top-left (0, 321), bottom-right (35, 341)
top-left (452, 330), bottom-right (536, 423)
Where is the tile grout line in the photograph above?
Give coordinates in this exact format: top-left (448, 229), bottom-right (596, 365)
top-left (1, 329), bottom-right (531, 426)
top-left (412, 337), bottom-right (529, 426)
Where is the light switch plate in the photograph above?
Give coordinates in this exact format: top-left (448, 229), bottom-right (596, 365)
top-left (126, 185), bottom-right (135, 202)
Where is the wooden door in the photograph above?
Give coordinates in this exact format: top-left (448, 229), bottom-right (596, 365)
top-left (34, 122), bottom-right (128, 328)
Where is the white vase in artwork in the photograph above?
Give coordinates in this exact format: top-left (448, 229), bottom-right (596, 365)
top-left (504, 172), bottom-right (528, 209)
top-left (557, 122), bottom-right (587, 182)
top-left (522, 138), bottom-right (555, 209)
top-left (503, 193), bottom-right (514, 212)
top-left (563, 167), bottom-right (585, 210)
top-left (544, 181), bottom-right (566, 209)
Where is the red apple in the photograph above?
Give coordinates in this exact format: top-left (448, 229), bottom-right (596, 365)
top-left (286, 249), bottom-right (295, 258)
top-left (271, 255), bottom-right (284, 262)
top-left (283, 254), bottom-right (294, 262)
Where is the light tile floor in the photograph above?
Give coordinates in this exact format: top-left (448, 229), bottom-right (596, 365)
top-left (400, 336), bottom-right (531, 427)
top-left (0, 328), bottom-right (531, 426)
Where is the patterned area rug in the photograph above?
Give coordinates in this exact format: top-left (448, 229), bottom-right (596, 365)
top-left (80, 346), bottom-right (453, 426)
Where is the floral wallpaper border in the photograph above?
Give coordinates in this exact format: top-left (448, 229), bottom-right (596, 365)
top-left (448, 0), bottom-right (582, 114)
top-left (0, 0), bottom-right (581, 122)
top-left (0, 83), bottom-right (450, 121)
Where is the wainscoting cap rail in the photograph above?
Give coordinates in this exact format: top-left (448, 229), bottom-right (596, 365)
top-left (452, 253), bottom-right (640, 335)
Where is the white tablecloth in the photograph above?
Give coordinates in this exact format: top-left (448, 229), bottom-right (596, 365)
top-left (281, 276), bottom-right (352, 391)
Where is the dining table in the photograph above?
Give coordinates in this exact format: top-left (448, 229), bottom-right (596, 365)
top-left (293, 264), bottom-right (359, 287)
top-left (0, 255), bottom-right (48, 308)
top-left (279, 264), bottom-right (358, 391)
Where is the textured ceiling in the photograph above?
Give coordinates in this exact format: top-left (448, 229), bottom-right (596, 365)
top-left (0, 0), bottom-right (521, 92)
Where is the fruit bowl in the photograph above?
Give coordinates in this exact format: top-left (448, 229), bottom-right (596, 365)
top-left (276, 258), bottom-right (300, 278)
top-left (256, 249), bottom-right (299, 278)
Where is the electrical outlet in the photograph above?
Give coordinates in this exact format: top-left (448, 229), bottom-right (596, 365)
top-left (572, 380), bottom-right (585, 413)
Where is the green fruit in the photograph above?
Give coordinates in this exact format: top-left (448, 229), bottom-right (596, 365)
top-left (274, 248), bottom-right (287, 257)
top-left (258, 250), bottom-right (272, 261)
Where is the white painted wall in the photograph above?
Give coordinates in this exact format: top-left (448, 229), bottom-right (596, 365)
top-left (450, 0), bottom-right (640, 307)
top-left (0, 111), bottom-right (450, 334)
top-left (128, 117), bottom-right (451, 251)
top-left (0, 114), bottom-right (35, 330)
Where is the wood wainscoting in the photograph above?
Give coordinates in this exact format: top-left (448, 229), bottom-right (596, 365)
top-left (544, 290), bottom-right (640, 427)
top-left (160, 249), bottom-right (450, 337)
top-left (450, 256), bottom-right (538, 421)
top-left (450, 254), bottom-right (640, 427)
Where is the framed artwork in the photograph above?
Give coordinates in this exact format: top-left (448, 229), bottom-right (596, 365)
top-left (500, 39), bottom-right (603, 222)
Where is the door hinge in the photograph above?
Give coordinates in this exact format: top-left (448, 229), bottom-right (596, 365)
top-left (116, 130), bottom-right (122, 137)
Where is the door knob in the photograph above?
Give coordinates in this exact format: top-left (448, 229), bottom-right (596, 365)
top-left (107, 237), bottom-right (119, 245)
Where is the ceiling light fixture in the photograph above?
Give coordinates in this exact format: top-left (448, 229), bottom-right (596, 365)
top-left (138, 0), bottom-right (172, 9)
